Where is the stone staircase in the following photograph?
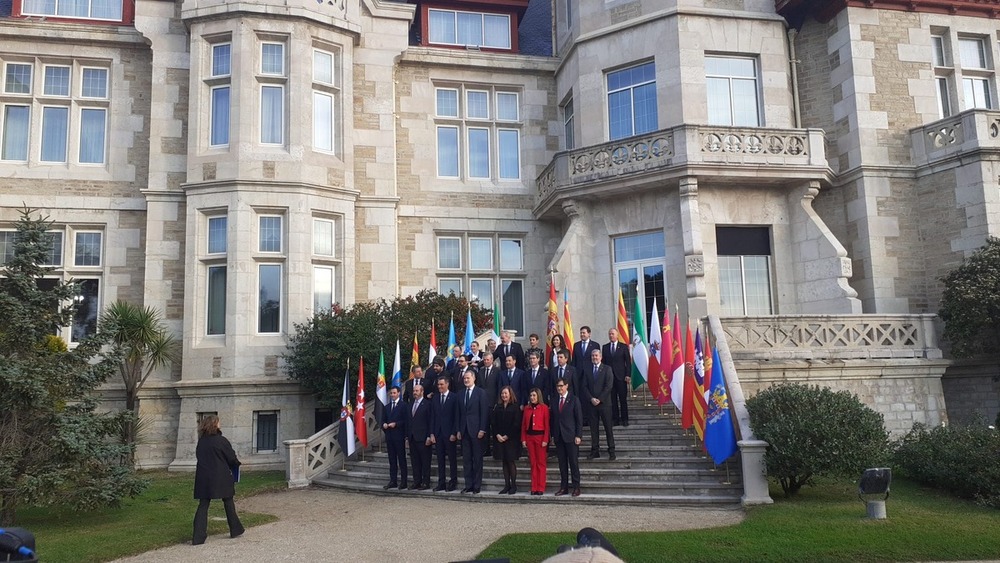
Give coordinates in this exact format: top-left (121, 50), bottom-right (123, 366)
top-left (312, 401), bottom-right (743, 506)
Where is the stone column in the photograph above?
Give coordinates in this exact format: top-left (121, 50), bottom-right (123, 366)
top-left (679, 176), bottom-right (707, 318)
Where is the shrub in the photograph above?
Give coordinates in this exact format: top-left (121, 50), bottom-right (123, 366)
top-left (938, 236), bottom-right (1000, 357)
top-left (747, 383), bottom-right (890, 496)
top-left (893, 422), bottom-right (1000, 507)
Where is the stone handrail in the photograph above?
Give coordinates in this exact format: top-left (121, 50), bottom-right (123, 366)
top-left (284, 408), bottom-right (382, 488)
top-left (719, 314), bottom-right (941, 361)
top-left (910, 109), bottom-right (1000, 166)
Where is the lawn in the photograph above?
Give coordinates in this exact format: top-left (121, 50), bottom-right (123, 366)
top-left (13, 470), bottom-right (286, 562)
top-left (478, 478), bottom-right (1000, 562)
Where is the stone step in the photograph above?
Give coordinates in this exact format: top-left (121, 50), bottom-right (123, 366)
top-left (350, 453), bottom-right (724, 470)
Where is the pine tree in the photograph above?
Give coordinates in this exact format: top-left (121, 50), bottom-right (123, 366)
top-left (0, 209), bottom-right (147, 525)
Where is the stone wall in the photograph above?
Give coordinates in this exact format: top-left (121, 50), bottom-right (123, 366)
top-left (942, 358), bottom-right (1000, 425)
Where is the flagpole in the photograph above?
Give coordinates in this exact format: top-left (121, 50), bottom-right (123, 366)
top-left (359, 354), bottom-right (366, 464)
top-left (344, 358), bottom-right (350, 472)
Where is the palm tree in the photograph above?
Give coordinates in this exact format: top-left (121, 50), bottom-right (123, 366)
top-left (100, 300), bottom-right (178, 466)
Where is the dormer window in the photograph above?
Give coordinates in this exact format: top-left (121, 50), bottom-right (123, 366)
top-left (13, 0), bottom-right (132, 24)
top-left (428, 9), bottom-right (512, 50)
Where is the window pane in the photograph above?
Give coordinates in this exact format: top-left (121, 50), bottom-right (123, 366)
top-left (718, 256), bottom-right (744, 316)
top-left (439, 278), bottom-right (461, 296)
top-left (483, 14), bottom-right (511, 49)
top-left (2, 106), bottom-right (30, 161)
top-left (632, 82), bottom-right (658, 134)
top-left (959, 38), bottom-right (986, 69)
top-left (613, 231), bottom-right (665, 262)
top-left (438, 238), bottom-right (460, 269)
top-left (470, 279), bottom-right (493, 309)
top-left (259, 216), bottom-right (282, 253)
top-left (743, 256), bottom-right (773, 315)
top-left (79, 108), bottom-right (106, 164)
top-left (208, 216), bottom-right (227, 253)
top-left (22, 0), bottom-right (55, 15)
top-left (212, 44), bottom-right (231, 77)
top-left (41, 232), bottom-right (63, 266)
top-left (207, 265), bottom-right (227, 335)
top-left (437, 126), bottom-right (459, 177)
top-left (313, 50), bottom-right (333, 84)
top-left (255, 412), bottom-right (278, 452)
top-left (467, 91), bottom-right (488, 119)
top-left (44, 66), bottom-right (70, 96)
top-left (963, 78), bottom-right (991, 109)
top-left (74, 232), bottom-right (102, 266)
top-left (731, 79), bottom-right (760, 126)
top-left (259, 264), bottom-right (281, 333)
top-left (5, 64), bottom-right (32, 94)
top-left (58, 0), bottom-right (86, 17)
top-left (469, 238), bottom-right (492, 270)
top-left (501, 279), bottom-right (524, 335)
top-left (261, 86), bottom-right (284, 144)
top-left (497, 92), bottom-right (518, 121)
top-left (313, 219), bottom-right (334, 255)
top-left (81, 68), bottom-right (108, 98)
top-left (608, 90), bottom-right (633, 140)
top-left (498, 129), bottom-right (519, 179)
top-left (932, 36), bottom-right (946, 67)
top-left (428, 9), bottom-right (456, 44)
top-left (643, 264), bottom-right (665, 324)
top-left (313, 92), bottom-right (334, 152)
top-left (90, 0), bottom-right (121, 20)
top-left (457, 12), bottom-right (483, 46)
top-left (618, 267), bottom-right (638, 327)
top-left (937, 77), bottom-right (951, 118)
top-left (706, 77), bottom-right (733, 126)
top-left (211, 87), bottom-right (230, 146)
top-left (41, 107), bottom-right (69, 162)
top-left (71, 278), bottom-right (99, 343)
top-left (499, 239), bottom-right (522, 270)
top-left (436, 89), bottom-right (458, 117)
top-left (261, 43), bottom-right (285, 75)
top-left (468, 128), bottom-right (489, 178)
top-left (563, 99), bottom-right (575, 150)
top-left (0, 231), bottom-right (14, 264)
top-left (313, 266), bottom-right (334, 313)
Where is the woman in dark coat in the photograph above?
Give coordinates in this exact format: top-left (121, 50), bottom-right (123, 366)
top-left (491, 385), bottom-right (522, 495)
top-left (192, 415), bottom-right (244, 545)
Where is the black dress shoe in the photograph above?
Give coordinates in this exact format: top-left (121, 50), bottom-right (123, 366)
top-left (446, 485), bottom-right (456, 492)
top-left (433, 484), bottom-right (446, 492)
top-left (499, 486), bottom-right (510, 494)
top-left (231, 529), bottom-right (244, 539)
top-left (407, 484), bottom-right (418, 490)
top-left (383, 483), bottom-right (397, 490)
top-left (192, 539), bottom-right (206, 546)
top-left (609, 454), bottom-right (617, 461)
top-left (554, 488), bottom-right (568, 496)
top-left (572, 488), bottom-right (581, 497)
top-left (461, 487), bottom-right (472, 493)
top-left (587, 452), bottom-right (600, 459)
top-left (472, 488), bottom-right (480, 494)
top-left (623, 421), bottom-right (630, 427)
top-left (508, 487), bottom-right (517, 495)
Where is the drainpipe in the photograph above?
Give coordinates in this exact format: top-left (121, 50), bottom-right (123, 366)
top-left (788, 28), bottom-right (802, 128)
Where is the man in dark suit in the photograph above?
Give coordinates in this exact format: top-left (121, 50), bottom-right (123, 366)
top-left (498, 354), bottom-right (525, 406)
top-left (602, 328), bottom-right (632, 426)
top-left (581, 349), bottom-right (616, 460)
top-left (407, 383), bottom-right (435, 490)
top-left (552, 349), bottom-right (578, 396)
top-left (446, 354), bottom-right (469, 392)
top-left (431, 376), bottom-right (458, 492)
top-left (523, 351), bottom-right (552, 405)
top-left (550, 377), bottom-right (583, 497)
top-left (476, 353), bottom-right (501, 406)
top-left (494, 330), bottom-right (526, 370)
top-left (381, 386), bottom-right (408, 490)
top-left (403, 364), bottom-right (434, 403)
top-left (427, 357), bottom-right (447, 392)
top-left (572, 326), bottom-right (601, 373)
top-left (457, 369), bottom-right (489, 493)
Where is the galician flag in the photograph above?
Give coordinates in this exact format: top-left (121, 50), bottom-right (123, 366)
top-left (646, 300), bottom-right (664, 401)
top-left (391, 339), bottom-right (402, 389)
top-left (428, 321), bottom-right (438, 366)
top-left (354, 357), bottom-right (368, 448)
top-left (669, 309), bottom-right (686, 412)
top-left (705, 346), bottom-right (738, 465)
top-left (629, 293), bottom-right (648, 391)
top-left (337, 370), bottom-right (355, 457)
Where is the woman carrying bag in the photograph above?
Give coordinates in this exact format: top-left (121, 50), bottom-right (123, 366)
top-left (192, 415), bottom-right (245, 545)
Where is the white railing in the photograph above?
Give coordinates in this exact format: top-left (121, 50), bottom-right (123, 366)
top-left (719, 314), bottom-right (941, 361)
top-left (284, 409), bottom-right (381, 488)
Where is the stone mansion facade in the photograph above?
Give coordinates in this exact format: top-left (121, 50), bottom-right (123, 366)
top-left (0, 0), bottom-right (996, 469)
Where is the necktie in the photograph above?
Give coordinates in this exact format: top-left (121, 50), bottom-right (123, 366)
top-left (412, 400), bottom-right (418, 416)
top-left (612, 343), bottom-right (616, 354)
top-left (559, 367), bottom-right (564, 378)
top-left (508, 370), bottom-right (513, 380)
top-left (466, 389), bottom-right (471, 404)
top-left (441, 394), bottom-right (445, 405)
top-left (391, 401), bottom-right (396, 414)
top-left (532, 369), bottom-right (537, 383)
top-left (593, 365), bottom-right (598, 380)
top-left (559, 396), bottom-right (565, 412)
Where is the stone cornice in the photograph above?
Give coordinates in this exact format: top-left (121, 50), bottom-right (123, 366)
top-left (778, 0), bottom-right (1000, 26)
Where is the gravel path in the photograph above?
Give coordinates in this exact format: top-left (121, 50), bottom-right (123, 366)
top-left (114, 487), bottom-right (744, 562)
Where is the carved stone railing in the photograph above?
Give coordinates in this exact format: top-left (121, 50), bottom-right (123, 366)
top-left (284, 409), bottom-right (381, 488)
top-left (535, 125), bottom-right (826, 208)
top-left (719, 314), bottom-right (942, 361)
top-left (910, 109), bottom-right (1000, 166)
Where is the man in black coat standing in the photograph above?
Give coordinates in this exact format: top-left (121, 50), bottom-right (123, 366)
top-left (550, 377), bottom-right (583, 497)
top-left (523, 351), bottom-right (552, 405)
top-left (431, 376), bottom-right (459, 491)
top-left (581, 349), bottom-right (616, 460)
top-left (381, 386), bottom-right (408, 490)
top-left (458, 369), bottom-right (489, 494)
top-left (407, 383), bottom-right (435, 490)
top-left (193, 414), bottom-right (244, 545)
top-left (403, 364), bottom-right (435, 402)
top-left (494, 330), bottom-right (526, 370)
top-left (603, 328), bottom-right (632, 426)
top-left (571, 326), bottom-right (601, 373)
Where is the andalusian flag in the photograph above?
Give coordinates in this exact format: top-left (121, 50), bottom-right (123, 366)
top-left (354, 357), bottom-right (368, 448)
top-left (337, 370), bottom-right (355, 457)
top-left (669, 310), bottom-right (685, 412)
top-left (411, 333), bottom-right (420, 369)
top-left (646, 301), bottom-right (664, 400)
top-left (629, 293), bottom-right (648, 391)
top-left (616, 289), bottom-right (630, 346)
top-left (428, 321), bottom-right (438, 366)
top-left (563, 288), bottom-right (575, 351)
top-left (546, 275), bottom-right (559, 364)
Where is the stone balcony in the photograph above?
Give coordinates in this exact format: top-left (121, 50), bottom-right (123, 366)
top-left (910, 109), bottom-right (1000, 168)
top-left (534, 125), bottom-right (829, 217)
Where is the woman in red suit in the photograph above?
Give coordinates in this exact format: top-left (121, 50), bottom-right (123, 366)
top-left (521, 387), bottom-right (551, 495)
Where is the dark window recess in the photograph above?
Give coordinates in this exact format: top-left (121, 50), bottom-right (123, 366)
top-left (256, 412), bottom-right (278, 452)
top-left (315, 408), bottom-right (334, 433)
top-left (717, 226), bottom-right (771, 256)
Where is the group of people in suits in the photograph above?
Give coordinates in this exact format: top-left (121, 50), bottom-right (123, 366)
top-left (379, 326), bottom-right (632, 497)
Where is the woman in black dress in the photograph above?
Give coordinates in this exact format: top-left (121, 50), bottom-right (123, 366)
top-left (491, 385), bottom-right (522, 495)
top-left (550, 334), bottom-right (569, 369)
top-left (192, 415), bottom-right (244, 545)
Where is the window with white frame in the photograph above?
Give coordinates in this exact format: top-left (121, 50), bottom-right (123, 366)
top-left (0, 59), bottom-right (109, 165)
top-left (253, 410), bottom-right (279, 453)
top-left (312, 48), bottom-right (339, 154)
top-left (932, 32), bottom-right (954, 119)
top-left (436, 233), bottom-right (525, 334)
top-left (427, 8), bottom-right (512, 50)
top-left (0, 224), bottom-right (104, 343)
top-left (717, 226), bottom-right (774, 316)
top-left (255, 210), bottom-right (285, 333)
top-left (562, 98), bottom-right (574, 150)
top-left (20, 0), bottom-right (124, 22)
top-left (257, 38), bottom-right (286, 146)
top-left (434, 85), bottom-right (520, 180)
top-left (607, 61), bottom-right (658, 140)
top-left (614, 231), bottom-right (666, 330)
top-left (207, 40), bottom-right (231, 148)
top-left (705, 56), bottom-right (761, 127)
top-left (310, 208), bottom-right (337, 315)
top-left (958, 37), bottom-right (993, 109)
top-left (204, 213), bottom-right (227, 335)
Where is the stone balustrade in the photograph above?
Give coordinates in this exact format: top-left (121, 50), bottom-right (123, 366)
top-left (285, 409), bottom-right (380, 488)
top-left (719, 314), bottom-right (941, 361)
top-left (910, 109), bottom-right (1000, 166)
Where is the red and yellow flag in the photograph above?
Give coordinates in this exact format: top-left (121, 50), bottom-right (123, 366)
top-left (658, 305), bottom-right (673, 405)
top-left (546, 275), bottom-right (559, 362)
top-left (562, 288), bottom-right (575, 351)
top-left (681, 321), bottom-right (696, 430)
top-left (410, 333), bottom-right (419, 371)
top-left (616, 289), bottom-right (630, 346)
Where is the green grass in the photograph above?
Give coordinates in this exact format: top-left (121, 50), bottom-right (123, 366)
top-left (478, 478), bottom-right (1000, 562)
top-left (14, 470), bottom-right (286, 562)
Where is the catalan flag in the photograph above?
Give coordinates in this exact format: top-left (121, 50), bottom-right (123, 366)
top-left (692, 329), bottom-right (708, 441)
top-left (546, 275), bottom-right (559, 364)
top-left (616, 289), bottom-right (630, 346)
top-left (563, 288), bottom-right (575, 351)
